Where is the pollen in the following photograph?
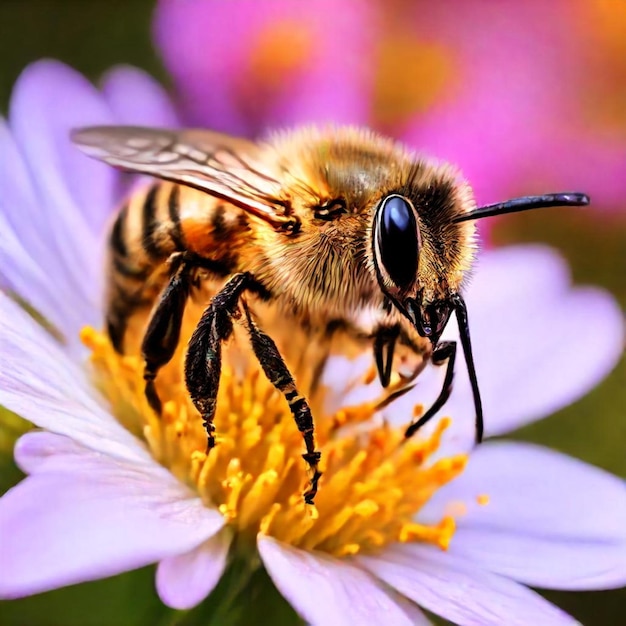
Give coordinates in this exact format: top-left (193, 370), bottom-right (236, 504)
top-left (81, 320), bottom-right (467, 557)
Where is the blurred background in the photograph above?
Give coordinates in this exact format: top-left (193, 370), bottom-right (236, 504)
top-left (0, 0), bottom-right (624, 624)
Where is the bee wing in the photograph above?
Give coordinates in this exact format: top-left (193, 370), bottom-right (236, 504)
top-left (71, 126), bottom-right (293, 228)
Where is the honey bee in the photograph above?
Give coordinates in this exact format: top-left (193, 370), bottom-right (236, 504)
top-left (72, 125), bottom-right (588, 504)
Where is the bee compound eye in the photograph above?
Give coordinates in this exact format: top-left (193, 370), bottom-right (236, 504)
top-left (377, 195), bottom-right (420, 290)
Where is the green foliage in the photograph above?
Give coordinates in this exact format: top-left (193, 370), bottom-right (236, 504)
top-left (0, 0), bottom-right (165, 113)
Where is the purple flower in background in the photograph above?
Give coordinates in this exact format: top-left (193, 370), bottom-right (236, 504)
top-left (1, 61), bottom-right (625, 624)
top-left (154, 0), bottom-right (626, 210)
top-left (399, 0), bottom-right (626, 208)
top-left (154, 0), bottom-right (376, 135)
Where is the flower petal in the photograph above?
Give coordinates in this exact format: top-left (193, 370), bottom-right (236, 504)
top-left (0, 121), bottom-right (100, 350)
top-left (420, 441), bottom-right (626, 590)
top-left (0, 210), bottom-right (85, 349)
top-left (258, 536), bottom-right (416, 625)
top-left (1, 61), bottom-right (121, 345)
top-left (9, 59), bottom-right (117, 235)
top-left (101, 65), bottom-right (180, 127)
top-left (384, 592), bottom-right (432, 626)
top-left (0, 293), bottom-right (148, 463)
top-left (358, 544), bottom-right (579, 626)
top-left (469, 246), bottom-right (623, 436)
top-left (13, 431), bottom-right (103, 475)
top-left (155, 530), bottom-right (232, 610)
top-left (0, 433), bottom-right (223, 599)
top-left (322, 352), bottom-right (382, 412)
top-left (451, 527), bottom-right (626, 592)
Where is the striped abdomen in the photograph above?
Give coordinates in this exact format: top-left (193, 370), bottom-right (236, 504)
top-left (106, 181), bottom-right (249, 352)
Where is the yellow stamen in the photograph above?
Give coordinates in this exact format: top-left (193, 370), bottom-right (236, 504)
top-left (82, 321), bottom-right (469, 557)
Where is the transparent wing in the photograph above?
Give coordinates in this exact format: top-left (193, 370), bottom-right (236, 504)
top-left (71, 126), bottom-right (293, 228)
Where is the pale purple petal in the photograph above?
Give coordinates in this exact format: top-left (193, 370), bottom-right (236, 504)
top-left (101, 65), bottom-right (180, 127)
top-left (462, 246), bottom-right (624, 437)
top-left (420, 441), bottom-right (626, 590)
top-left (0, 120), bottom-right (100, 347)
top-left (385, 592), bottom-right (433, 626)
top-left (2, 60), bottom-right (120, 342)
top-left (8, 59), bottom-right (116, 239)
top-left (358, 544), bottom-right (579, 626)
top-left (450, 527), bottom-right (626, 592)
top-left (0, 119), bottom-right (64, 279)
top-left (0, 293), bottom-right (148, 463)
top-left (13, 432), bottom-right (146, 477)
top-left (0, 432), bottom-right (223, 599)
top-left (321, 352), bottom-right (381, 412)
top-left (2, 61), bottom-right (180, 347)
top-left (154, 0), bottom-right (374, 134)
top-left (0, 212), bottom-right (90, 350)
top-left (156, 530), bottom-right (232, 610)
top-left (258, 536), bottom-right (415, 625)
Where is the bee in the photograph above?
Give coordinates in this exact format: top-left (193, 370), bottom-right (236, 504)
top-left (72, 125), bottom-right (588, 504)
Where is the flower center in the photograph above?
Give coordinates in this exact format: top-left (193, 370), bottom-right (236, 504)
top-left (372, 31), bottom-right (454, 130)
top-left (235, 21), bottom-right (313, 126)
top-left (81, 313), bottom-right (467, 558)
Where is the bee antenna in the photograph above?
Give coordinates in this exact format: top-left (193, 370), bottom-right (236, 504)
top-left (453, 192), bottom-right (590, 223)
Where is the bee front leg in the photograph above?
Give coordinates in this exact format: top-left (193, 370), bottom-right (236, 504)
top-left (184, 273), bottom-right (252, 450)
top-left (242, 303), bottom-right (322, 506)
top-left (141, 253), bottom-right (195, 415)
top-left (404, 340), bottom-right (456, 439)
top-left (184, 307), bottom-right (230, 451)
top-left (185, 273), bottom-right (321, 504)
top-left (142, 252), bottom-right (227, 415)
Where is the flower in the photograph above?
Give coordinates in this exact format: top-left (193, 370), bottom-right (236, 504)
top-left (154, 0), bottom-right (626, 211)
top-left (1, 60), bottom-right (626, 625)
top-left (154, 0), bottom-right (376, 135)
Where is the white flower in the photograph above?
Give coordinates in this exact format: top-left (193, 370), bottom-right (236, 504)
top-left (1, 61), bottom-right (625, 625)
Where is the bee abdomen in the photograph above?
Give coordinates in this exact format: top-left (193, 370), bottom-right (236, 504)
top-left (141, 183), bottom-right (187, 258)
top-left (106, 182), bottom-right (187, 351)
top-left (111, 182), bottom-right (187, 268)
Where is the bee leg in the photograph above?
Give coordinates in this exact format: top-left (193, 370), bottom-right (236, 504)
top-left (373, 325), bottom-right (400, 388)
top-left (404, 341), bottom-right (456, 439)
top-left (184, 273), bottom-right (321, 503)
top-left (242, 303), bottom-right (322, 505)
top-left (140, 252), bottom-right (196, 415)
top-left (142, 252), bottom-right (231, 415)
top-left (184, 273), bottom-right (261, 451)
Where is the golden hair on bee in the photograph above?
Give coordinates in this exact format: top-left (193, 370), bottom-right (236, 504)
top-left (72, 124), bottom-right (589, 504)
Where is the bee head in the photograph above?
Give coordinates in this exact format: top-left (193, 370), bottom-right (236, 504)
top-left (371, 166), bottom-right (476, 345)
top-left (372, 169), bottom-right (590, 347)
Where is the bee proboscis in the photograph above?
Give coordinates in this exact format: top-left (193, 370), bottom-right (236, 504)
top-left (72, 125), bottom-right (589, 504)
